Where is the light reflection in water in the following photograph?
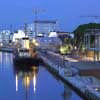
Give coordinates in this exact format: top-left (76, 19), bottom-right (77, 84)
top-left (33, 71), bottom-right (36, 93)
top-left (0, 52), bottom-right (3, 71)
top-left (14, 65), bottom-right (39, 94)
top-left (0, 52), bottom-right (83, 100)
top-left (16, 74), bottom-right (18, 92)
top-left (5, 52), bottom-right (7, 64)
top-left (0, 52), bottom-right (13, 72)
top-left (23, 75), bottom-right (30, 89)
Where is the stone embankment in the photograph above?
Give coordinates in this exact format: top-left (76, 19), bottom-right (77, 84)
top-left (39, 50), bottom-right (100, 100)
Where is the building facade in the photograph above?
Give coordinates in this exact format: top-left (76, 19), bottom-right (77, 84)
top-left (84, 29), bottom-right (100, 61)
top-left (34, 20), bottom-right (57, 37)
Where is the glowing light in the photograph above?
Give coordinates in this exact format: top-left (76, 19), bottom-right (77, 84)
top-left (64, 57), bottom-right (79, 62)
top-left (16, 75), bottom-right (18, 92)
top-left (35, 43), bottom-right (39, 46)
top-left (32, 39), bottom-right (39, 46)
top-left (23, 76), bottom-right (30, 88)
top-left (32, 39), bottom-right (36, 43)
top-left (74, 46), bottom-right (77, 50)
top-left (0, 43), bottom-right (3, 46)
top-left (33, 74), bottom-right (36, 93)
top-left (95, 88), bottom-right (99, 91)
top-left (25, 40), bottom-right (30, 49)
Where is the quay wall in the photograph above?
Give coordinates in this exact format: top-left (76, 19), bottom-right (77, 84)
top-left (39, 51), bottom-right (100, 100)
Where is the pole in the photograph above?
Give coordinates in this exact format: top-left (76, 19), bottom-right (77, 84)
top-left (33, 8), bottom-right (46, 37)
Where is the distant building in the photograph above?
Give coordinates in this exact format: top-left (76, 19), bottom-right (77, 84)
top-left (57, 31), bottom-right (70, 37)
top-left (84, 29), bottom-right (100, 61)
top-left (26, 24), bottom-right (35, 39)
top-left (0, 30), bottom-right (13, 44)
top-left (36, 36), bottom-right (62, 52)
top-left (56, 31), bottom-right (71, 43)
top-left (34, 20), bottom-right (57, 37)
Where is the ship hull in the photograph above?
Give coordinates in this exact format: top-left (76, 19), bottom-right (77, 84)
top-left (13, 56), bottom-right (41, 67)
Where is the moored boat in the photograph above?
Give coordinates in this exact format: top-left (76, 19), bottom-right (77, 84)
top-left (13, 48), bottom-right (42, 67)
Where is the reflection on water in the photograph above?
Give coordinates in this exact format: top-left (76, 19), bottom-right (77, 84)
top-left (0, 52), bottom-right (83, 100)
top-left (14, 65), bottom-right (39, 94)
top-left (16, 74), bottom-right (18, 91)
top-left (62, 85), bottom-right (72, 100)
top-left (0, 52), bottom-right (13, 72)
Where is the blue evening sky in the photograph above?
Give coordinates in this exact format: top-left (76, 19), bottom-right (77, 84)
top-left (0, 0), bottom-right (100, 31)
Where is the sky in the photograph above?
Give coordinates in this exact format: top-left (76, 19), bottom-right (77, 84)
top-left (0, 0), bottom-right (100, 32)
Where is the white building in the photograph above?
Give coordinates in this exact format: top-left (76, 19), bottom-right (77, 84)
top-left (13, 30), bottom-right (26, 42)
top-left (48, 32), bottom-right (58, 37)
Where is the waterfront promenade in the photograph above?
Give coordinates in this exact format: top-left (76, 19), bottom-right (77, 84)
top-left (48, 51), bottom-right (100, 77)
top-left (39, 50), bottom-right (100, 100)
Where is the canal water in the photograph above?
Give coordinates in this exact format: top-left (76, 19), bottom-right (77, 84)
top-left (0, 52), bottom-right (83, 100)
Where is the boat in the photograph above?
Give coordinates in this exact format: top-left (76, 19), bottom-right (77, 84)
top-left (13, 48), bottom-right (42, 67)
top-left (13, 37), bottom-right (43, 67)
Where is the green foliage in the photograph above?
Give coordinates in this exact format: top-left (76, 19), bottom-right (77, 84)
top-left (60, 45), bottom-right (72, 55)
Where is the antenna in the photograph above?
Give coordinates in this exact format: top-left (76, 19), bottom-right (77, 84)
top-left (33, 8), bottom-right (46, 36)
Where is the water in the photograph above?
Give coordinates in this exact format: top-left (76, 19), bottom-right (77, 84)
top-left (0, 52), bottom-right (83, 100)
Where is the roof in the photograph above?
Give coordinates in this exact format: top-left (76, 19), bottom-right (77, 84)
top-left (34, 20), bottom-right (57, 24)
top-left (49, 32), bottom-right (58, 37)
top-left (85, 29), bottom-right (100, 35)
top-left (56, 31), bottom-right (70, 33)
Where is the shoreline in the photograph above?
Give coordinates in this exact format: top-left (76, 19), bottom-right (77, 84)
top-left (39, 51), bottom-right (100, 100)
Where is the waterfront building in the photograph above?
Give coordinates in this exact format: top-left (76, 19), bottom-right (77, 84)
top-left (36, 36), bottom-right (62, 52)
top-left (0, 30), bottom-right (13, 45)
top-left (84, 29), bottom-right (100, 61)
top-left (25, 24), bottom-right (35, 39)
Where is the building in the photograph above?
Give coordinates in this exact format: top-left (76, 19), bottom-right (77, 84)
top-left (34, 20), bottom-right (57, 37)
top-left (36, 36), bottom-right (62, 52)
top-left (0, 30), bottom-right (13, 44)
top-left (25, 24), bottom-right (35, 39)
top-left (84, 29), bottom-right (100, 61)
top-left (57, 31), bottom-right (71, 38)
